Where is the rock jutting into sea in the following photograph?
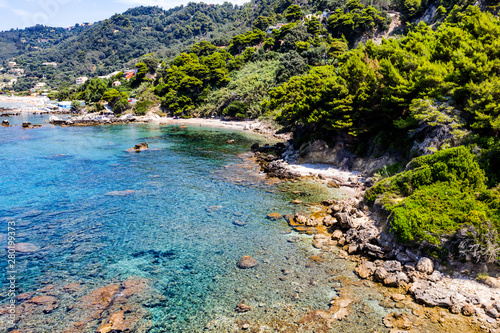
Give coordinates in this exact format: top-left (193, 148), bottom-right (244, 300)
top-left (278, 197), bottom-right (500, 331)
top-left (126, 142), bottom-right (148, 152)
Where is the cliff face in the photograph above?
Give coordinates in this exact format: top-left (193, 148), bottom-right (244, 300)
top-left (296, 140), bottom-right (399, 175)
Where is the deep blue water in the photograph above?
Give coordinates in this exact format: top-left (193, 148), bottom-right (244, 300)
top-left (0, 115), bottom-right (350, 332)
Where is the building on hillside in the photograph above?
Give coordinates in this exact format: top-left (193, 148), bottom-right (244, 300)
top-left (9, 68), bottom-right (24, 76)
top-left (8, 79), bottom-right (17, 86)
top-left (266, 23), bottom-right (286, 34)
top-left (42, 62), bottom-right (58, 68)
top-left (8, 61), bottom-right (16, 68)
top-left (57, 101), bottom-right (73, 110)
top-left (34, 82), bottom-right (47, 90)
top-left (112, 81), bottom-right (121, 87)
top-left (98, 71), bottom-right (122, 80)
top-left (76, 76), bottom-right (88, 86)
top-left (124, 69), bottom-right (138, 79)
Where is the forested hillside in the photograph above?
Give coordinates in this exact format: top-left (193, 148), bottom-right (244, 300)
top-left (1, 3), bottom-right (247, 89)
top-left (2, 0), bottom-right (500, 263)
top-left (0, 25), bottom-right (88, 63)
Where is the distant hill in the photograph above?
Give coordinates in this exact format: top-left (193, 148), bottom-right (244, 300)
top-left (0, 3), bottom-right (248, 87)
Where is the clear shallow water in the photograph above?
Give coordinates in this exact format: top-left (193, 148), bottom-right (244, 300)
top-left (0, 116), bottom-right (479, 333)
top-left (0, 117), bottom-right (344, 332)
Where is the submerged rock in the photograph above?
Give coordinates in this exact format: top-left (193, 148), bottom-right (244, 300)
top-left (233, 220), bottom-right (247, 226)
top-left (2, 120), bottom-right (9, 126)
top-left (14, 242), bottom-right (40, 253)
top-left (236, 301), bottom-right (251, 313)
top-left (22, 295), bottom-right (59, 314)
top-left (267, 212), bottom-right (282, 220)
top-left (105, 189), bottom-right (135, 196)
top-left (383, 312), bottom-right (413, 329)
top-left (237, 256), bottom-right (259, 269)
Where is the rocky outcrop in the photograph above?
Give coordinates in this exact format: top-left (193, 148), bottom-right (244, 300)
top-left (254, 151), bottom-right (300, 179)
top-left (296, 139), bottom-right (399, 175)
top-left (251, 143), bottom-right (300, 180)
top-left (49, 115), bottom-right (136, 126)
top-left (282, 197), bottom-right (500, 329)
top-left (2, 119), bottom-right (9, 126)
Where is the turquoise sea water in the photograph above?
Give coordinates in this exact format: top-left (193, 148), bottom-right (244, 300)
top-left (0, 115), bottom-right (471, 333)
top-left (0, 116), bottom-right (345, 332)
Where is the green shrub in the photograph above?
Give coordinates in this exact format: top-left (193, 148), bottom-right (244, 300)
top-left (223, 101), bottom-right (249, 119)
top-left (366, 146), bottom-right (499, 262)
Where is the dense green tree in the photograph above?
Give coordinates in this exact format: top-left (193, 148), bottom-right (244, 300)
top-left (228, 29), bottom-right (266, 54)
top-left (275, 50), bottom-right (309, 83)
top-left (306, 16), bottom-right (322, 35)
top-left (327, 0), bottom-right (387, 44)
top-left (82, 78), bottom-right (107, 104)
top-left (253, 16), bottom-right (273, 30)
top-left (285, 5), bottom-right (304, 22)
top-left (190, 41), bottom-right (218, 56)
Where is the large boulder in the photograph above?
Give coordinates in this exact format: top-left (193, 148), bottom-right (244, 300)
top-left (323, 215), bottom-right (337, 227)
top-left (374, 267), bottom-right (389, 281)
top-left (331, 229), bottom-right (343, 240)
top-left (462, 303), bottom-right (476, 316)
top-left (383, 272), bottom-right (409, 288)
top-left (355, 261), bottom-right (376, 279)
top-left (383, 260), bottom-right (402, 273)
top-left (334, 212), bottom-right (352, 229)
top-left (364, 243), bottom-right (386, 258)
top-left (131, 142), bottom-right (148, 151)
top-left (294, 212), bottom-right (308, 224)
top-left (411, 281), bottom-right (456, 308)
top-left (416, 257), bottom-right (434, 275)
top-left (483, 277), bottom-right (500, 289)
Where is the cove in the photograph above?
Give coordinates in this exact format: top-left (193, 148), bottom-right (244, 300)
top-left (0, 116), bottom-right (480, 332)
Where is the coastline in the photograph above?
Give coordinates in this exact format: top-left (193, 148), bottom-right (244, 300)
top-left (6, 109), bottom-right (499, 330)
top-left (251, 142), bottom-right (500, 331)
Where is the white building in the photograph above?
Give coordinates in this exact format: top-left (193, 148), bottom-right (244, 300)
top-left (9, 68), bottom-right (24, 76)
top-left (42, 62), bottom-right (58, 68)
top-left (76, 76), bottom-right (88, 86)
top-left (8, 61), bottom-right (16, 68)
top-left (34, 82), bottom-right (47, 90)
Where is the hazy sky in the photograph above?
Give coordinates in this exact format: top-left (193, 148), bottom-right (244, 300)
top-left (0, 0), bottom-right (246, 31)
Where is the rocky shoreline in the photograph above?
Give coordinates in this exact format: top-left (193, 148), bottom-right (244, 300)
top-left (254, 142), bottom-right (500, 332)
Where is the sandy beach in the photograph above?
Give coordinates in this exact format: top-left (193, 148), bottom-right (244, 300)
top-left (0, 95), bottom-right (50, 111)
top-left (154, 116), bottom-right (268, 131)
